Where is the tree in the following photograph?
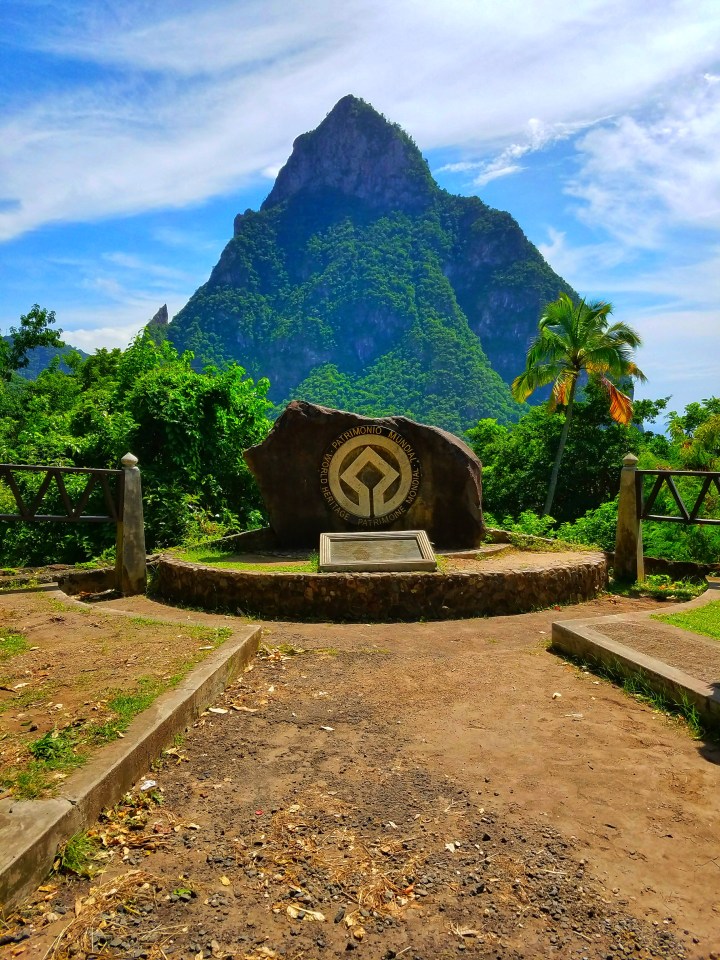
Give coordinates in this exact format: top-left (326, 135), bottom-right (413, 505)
top-left (0, 305), bottom-right (64, 382)
top-left (466, 383), bottom-right (646, 523)
top-left (667, 397), bottom-right (720, 470)
top-left (511, 293), bottom-right (646, 516)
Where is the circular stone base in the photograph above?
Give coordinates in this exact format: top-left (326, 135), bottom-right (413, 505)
top-left (156, 549), bottom-right (607, 622)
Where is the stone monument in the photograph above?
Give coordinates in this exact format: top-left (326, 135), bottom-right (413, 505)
top-left (244, 401), bottom-right (483, 548)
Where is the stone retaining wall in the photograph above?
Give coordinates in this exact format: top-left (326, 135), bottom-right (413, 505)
top-left (156, 554), bottom-right (608, 622)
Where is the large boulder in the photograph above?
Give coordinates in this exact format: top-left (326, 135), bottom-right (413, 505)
top-left (244, 401), bottom-right (483, 548)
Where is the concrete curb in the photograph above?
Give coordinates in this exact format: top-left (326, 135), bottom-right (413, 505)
top-left (551, 580), bottom-right (720, 730)
top-left (0, 614), bottom-right (261, 914)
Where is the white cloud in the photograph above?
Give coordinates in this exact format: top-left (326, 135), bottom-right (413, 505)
top-left (60, 291), bottom-right (188, 352)
top-left (102, 251), bottom-right (192, 283)
top-left (537, 228), bottom-right (630, 285)
top-left (66, 321), bottom-right (146, 353)
top-left (535, 229), bottom-right (720, 411)
top-left (439, 116), bottom-right (606, 187)
top-left (567, 78), bottom-right (720, 245)
top-left (630, 306), bottom-right (720, 411)
top-left (2, 0), bottom-right (720, 239)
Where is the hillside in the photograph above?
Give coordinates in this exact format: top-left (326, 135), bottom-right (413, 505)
top-left (169, 95), bottom-right (574, 433)
top-left (2, 337), bottom-right (89, 379)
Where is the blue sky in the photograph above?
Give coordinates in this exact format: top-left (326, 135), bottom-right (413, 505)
top-left (1, 0), bottom-right (719, 417)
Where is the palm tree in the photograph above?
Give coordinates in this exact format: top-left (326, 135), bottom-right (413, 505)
top-left (512, 293), bottom-right (646, 517)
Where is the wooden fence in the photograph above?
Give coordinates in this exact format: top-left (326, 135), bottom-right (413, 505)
top-left (614, 453), bottom-right (720, 580)
top-left (0, 453), bottom-right (146, 595)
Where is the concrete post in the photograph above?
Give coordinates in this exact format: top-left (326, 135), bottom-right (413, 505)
top-left (115, 453), bottom-right (147, 596)
top-left (614, 453), bottom-right (644, 583)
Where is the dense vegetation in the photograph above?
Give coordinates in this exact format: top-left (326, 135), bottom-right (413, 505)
top-left (0, 300), bottom-right (717, 570)
top-left (0, 330), bottom-right (271, 566)
top-left (468, 387), bottom-right (720, 563)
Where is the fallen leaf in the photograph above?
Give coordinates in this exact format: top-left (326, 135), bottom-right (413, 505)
top-left (208, 707), bottom-right (228, 715)
top-left (230, 704), bottom-right (258, 713)
top-left (219, 875), bottom-right (231, 886)
top-left (552, 692), bottom-right (562, 700)
top-left (320, 725), bottom-right (334, 732)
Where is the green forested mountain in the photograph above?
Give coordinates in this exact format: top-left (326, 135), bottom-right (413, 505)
top-left (169, 95), bottom-right (573, 433)
top-left (1, 338), bottom-right (89, 379)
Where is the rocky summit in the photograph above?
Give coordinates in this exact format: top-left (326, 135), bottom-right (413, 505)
top-left (168, 95), bottom-right (574, 433)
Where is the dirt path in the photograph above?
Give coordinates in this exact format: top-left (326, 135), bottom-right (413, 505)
top-left (6, 593), bottom-right (720, 959)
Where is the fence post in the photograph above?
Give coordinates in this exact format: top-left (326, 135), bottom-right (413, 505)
top-left (115, 453), bottom-right (147, 595)
top-left (614, 452), bottom-right (644, 582)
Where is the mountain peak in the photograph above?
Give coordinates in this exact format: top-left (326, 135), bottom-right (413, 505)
top-left (260, 95), bottom-right (436, 214)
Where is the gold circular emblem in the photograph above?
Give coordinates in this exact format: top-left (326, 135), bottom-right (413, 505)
top-left (319, 426), bottom-right (421, 527)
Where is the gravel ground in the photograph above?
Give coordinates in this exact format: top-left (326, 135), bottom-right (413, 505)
top-left (5, 593), bottom-right (720, 959)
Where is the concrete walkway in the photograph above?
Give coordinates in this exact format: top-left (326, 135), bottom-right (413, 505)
top-left (552, 579), bottom-right (720, 730)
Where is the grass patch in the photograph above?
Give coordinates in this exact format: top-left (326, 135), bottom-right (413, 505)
top-left (0, 682), bottom-right (55, 716)
top-left (172, 543), bottom-right (319, 573)
top-left (11, 764), bottom-right (58, 800)
top-left (630, 574), bottom-right (706, 601)
top-left (0, 577), bottom-right (41, 591)
top-left (558, 650), bottom-right (712, 740)
top-left (2, 623), bottom-right (233, 798)
top-left (53, 831), bottom-right (100, 878)
top-left (8, 728), bottom-right (86, 799)
top-left (88, 678), bottom-right (164, 745)
top-left (652, 598), bottom-right (720, 641)
top-left (29, 727), bottom-right (82, 766)
top-left (0, 630), bottom-right (29, 661)
top-left (505, 532), bottom-right (595, 553)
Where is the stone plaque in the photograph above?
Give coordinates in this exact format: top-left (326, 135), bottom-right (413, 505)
top-left (243, 401), bottom-right (484, 549)
top-left (319, 530), bottom-right (436, 572)
top-left (320, 425), bottom-right (421, 526)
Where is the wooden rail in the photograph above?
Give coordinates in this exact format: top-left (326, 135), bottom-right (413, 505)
top-left (0, 463), bottom-right (122, 523)
top-left (635, 469), bottom-right (720, 527)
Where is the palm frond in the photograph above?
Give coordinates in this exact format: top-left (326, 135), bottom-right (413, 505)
top-left (518, 293), bottom-right (642, 412)
top-left (550, 371), bottom-right (577, 409)
top-left (511, 360), bottom-right (564, 401)
top-left (596, 377), bottom-right (634, 425)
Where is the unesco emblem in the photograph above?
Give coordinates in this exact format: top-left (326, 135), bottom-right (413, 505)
top-left (319, 426), bottom-right (421, 527)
